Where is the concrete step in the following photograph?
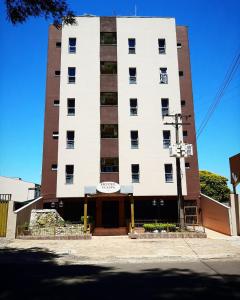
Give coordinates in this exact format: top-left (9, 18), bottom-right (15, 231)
top-left (93, 227), bottom-right (128, 236)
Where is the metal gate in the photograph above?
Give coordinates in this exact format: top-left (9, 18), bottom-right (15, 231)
top-left (0, 195), bottom-right (11, 237)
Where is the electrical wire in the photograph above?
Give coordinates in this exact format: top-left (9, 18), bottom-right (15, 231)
top-left (197, 51), bottom-right (240, 139)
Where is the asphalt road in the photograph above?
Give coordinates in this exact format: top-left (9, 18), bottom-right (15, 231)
top-left (0, 245), bottom-right (239, 300)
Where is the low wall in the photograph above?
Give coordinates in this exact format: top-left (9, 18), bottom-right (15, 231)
top-left (10, 197), bottom-right (42, 238)
top-left (200, 193), bottom-right (231, 235)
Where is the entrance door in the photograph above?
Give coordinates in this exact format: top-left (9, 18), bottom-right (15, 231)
top-left (102, 201), bottom-right (119, 227)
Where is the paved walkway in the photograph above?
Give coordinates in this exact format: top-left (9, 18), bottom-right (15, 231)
top-left (1, 232), bottom-right (240, 264)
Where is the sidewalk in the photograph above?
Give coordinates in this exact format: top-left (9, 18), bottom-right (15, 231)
top-left (1, 232), bottom-right (240, 264)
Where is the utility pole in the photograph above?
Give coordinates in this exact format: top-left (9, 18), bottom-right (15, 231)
top-left (164, 113), bottom-right (191, 230)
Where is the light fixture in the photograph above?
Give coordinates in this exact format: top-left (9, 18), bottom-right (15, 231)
top-left (152, 199), bottom-right (157, 206)
top-left (51, 202), bottom-right (55, 208)
top-left (59, 200), bottom-right (64, 208)
top-left (160, 199), bottom-right (165, 206)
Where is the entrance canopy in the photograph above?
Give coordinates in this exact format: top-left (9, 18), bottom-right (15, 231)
top-left (84, 185), bottom-right (133, 196)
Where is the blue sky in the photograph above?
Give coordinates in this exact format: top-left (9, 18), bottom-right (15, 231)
top-left (0, 0), bottom-right (239, 191)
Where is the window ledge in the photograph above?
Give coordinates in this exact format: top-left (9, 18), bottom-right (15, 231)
top-left (100, 44), bottom-right (117, 46)
top-left (100, 172), bottom-right (119, 174)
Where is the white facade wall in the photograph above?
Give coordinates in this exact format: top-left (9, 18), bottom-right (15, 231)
top-left (56, 16), bottom-right (187, 197)
top-left (57, 17), bottom-right (100, 197)
top-left (0, 176), bottom-right (36, 202)
top-left (117, 18), bottom-right (187, 196)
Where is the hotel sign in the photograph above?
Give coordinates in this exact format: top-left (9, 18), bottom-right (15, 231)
top-left (97, 182), bottom-right (120, 194)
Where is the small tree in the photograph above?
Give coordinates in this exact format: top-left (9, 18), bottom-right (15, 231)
top-left (199, 170), bottom-right (231, 202)
top-left (4, 0), bottom-right (75, 26)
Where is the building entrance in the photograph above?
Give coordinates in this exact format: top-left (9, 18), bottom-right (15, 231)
top-left (102, 201), bottom-right (119, 227)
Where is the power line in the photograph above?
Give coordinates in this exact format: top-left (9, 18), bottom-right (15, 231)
top-left (197, 51), bottom-right (240, 139)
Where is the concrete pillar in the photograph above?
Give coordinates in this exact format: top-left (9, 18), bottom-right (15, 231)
top-left (84, 197), bottom-right (88, 233)
top-left (230, 194), bottom-right (240, 236)
top-left (130, 195), bottom-right (135, 232)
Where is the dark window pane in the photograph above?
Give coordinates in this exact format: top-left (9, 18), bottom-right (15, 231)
top-left (158, 39), bottom-right (165, 47)
top-left (131, 164), bottom-right (139, 173)
top-left (101, 124), bottom-right (118, 138)
top-left (68, 98), bottom-right (75, 107)
top-left (131, 131), bottom-right (138, 139)
top-left (100, 62), bottom-right (117, 74)
top-left (69, 38), bottom-right (76, 46)
top-left (100, 92), bottom-right (118, 105)
top-left (165, 164), bottom-right (172, 173)
top-left (128, 38), bottom-right (135, 47)
top-left (54, 100), bottom-right (60, 106)
top-left (101, 158), bottom-right (119, 172)
top-left (56, 42), bottom-right (61, 48)
top-left (100, 32), bottom-right (117, 45)
top-left (66, 165), bottom-right (74, 174)
top-left (181, 100), bottom-right (186, 106)
top-left (129, 68), bottom-right (136, 76)
top-left (68, 67), bottom-right (75, 76)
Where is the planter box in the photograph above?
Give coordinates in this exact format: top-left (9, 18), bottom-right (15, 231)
top-left (128, 232), bottom-right (207, 239)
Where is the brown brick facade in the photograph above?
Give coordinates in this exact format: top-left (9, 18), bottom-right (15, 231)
top-left (41, 26), bottom-right (61, 202)
top-left (176, 26), bottom-right (200, 201)
top-left (100, 17), bottom-right (119, 183)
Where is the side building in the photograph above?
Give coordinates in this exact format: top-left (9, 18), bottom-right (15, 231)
top-left (41, 16), bottom-right (200, 233)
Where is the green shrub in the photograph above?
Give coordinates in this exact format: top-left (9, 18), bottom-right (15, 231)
top-left (143, 223), bottom-right (176, 232)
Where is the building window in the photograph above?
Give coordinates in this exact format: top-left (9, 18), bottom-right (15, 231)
top-left (66, 131), bottom-right (74, 149)
top-left (52, 131), bottom-right (59, 139)
top-left (100, 62), bottom-right (117, 74)
top-left (130, 98), bottom-right (138, 116)
top-left (163, 130), bottom-right (171, 148)
top-left (161, 98), bottom-right (169, 116)
top-left (132, 164), bottom-right (140, 183)
top-left (129, 68), bottom-right (137, 84)
top-left (53, 100), bottom-right (60, 106)
top-left (65, 165), bottom-right (74, 184)
top-left (100, 32), bottom-right (117, 45)
top-left (101, 158), bottom-right (119, 172)
top-left (181, 100), bottom-right (186, 107)
top-left (183, 130), bottom-right (188, 137)
top-left (177, 42), bottom-right (182, 48)
top-left (158, 39), bottom-right (166, 54)
top-left (68, 67), bottom-right (76, 83)
top-left (55, 70), bottom-right (61, 76)
top-left (56, 42), bottom-right (61, 48)
top-left (185, 162), bottom-right (190, 169)
top-left (100, 92), bottom-right (118, 106)
top-left (69, 38), bottom-right (76, 53)
top-left (131, 131), bottom-right (139, 149)
top-left (101, 124), bottom-right (118, 138)
top-left (179, 71), bottom-right (184, 77)
top-left (160, 68), bottom-right (168, 84)
top-left (51, 164), bottom-right (58, 171)
top-left (165, 164), bottom-right (173, 182)
top-left (128, 38), bottom-right (136, 54)
top-left (67, 98), bottom-right (75, 115)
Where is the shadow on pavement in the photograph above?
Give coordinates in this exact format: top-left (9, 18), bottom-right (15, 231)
top-left (0, 247), bottom-right (239, 299)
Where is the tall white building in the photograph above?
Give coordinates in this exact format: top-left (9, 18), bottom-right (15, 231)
top-left (41, 16), bottom-right (200, 234)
